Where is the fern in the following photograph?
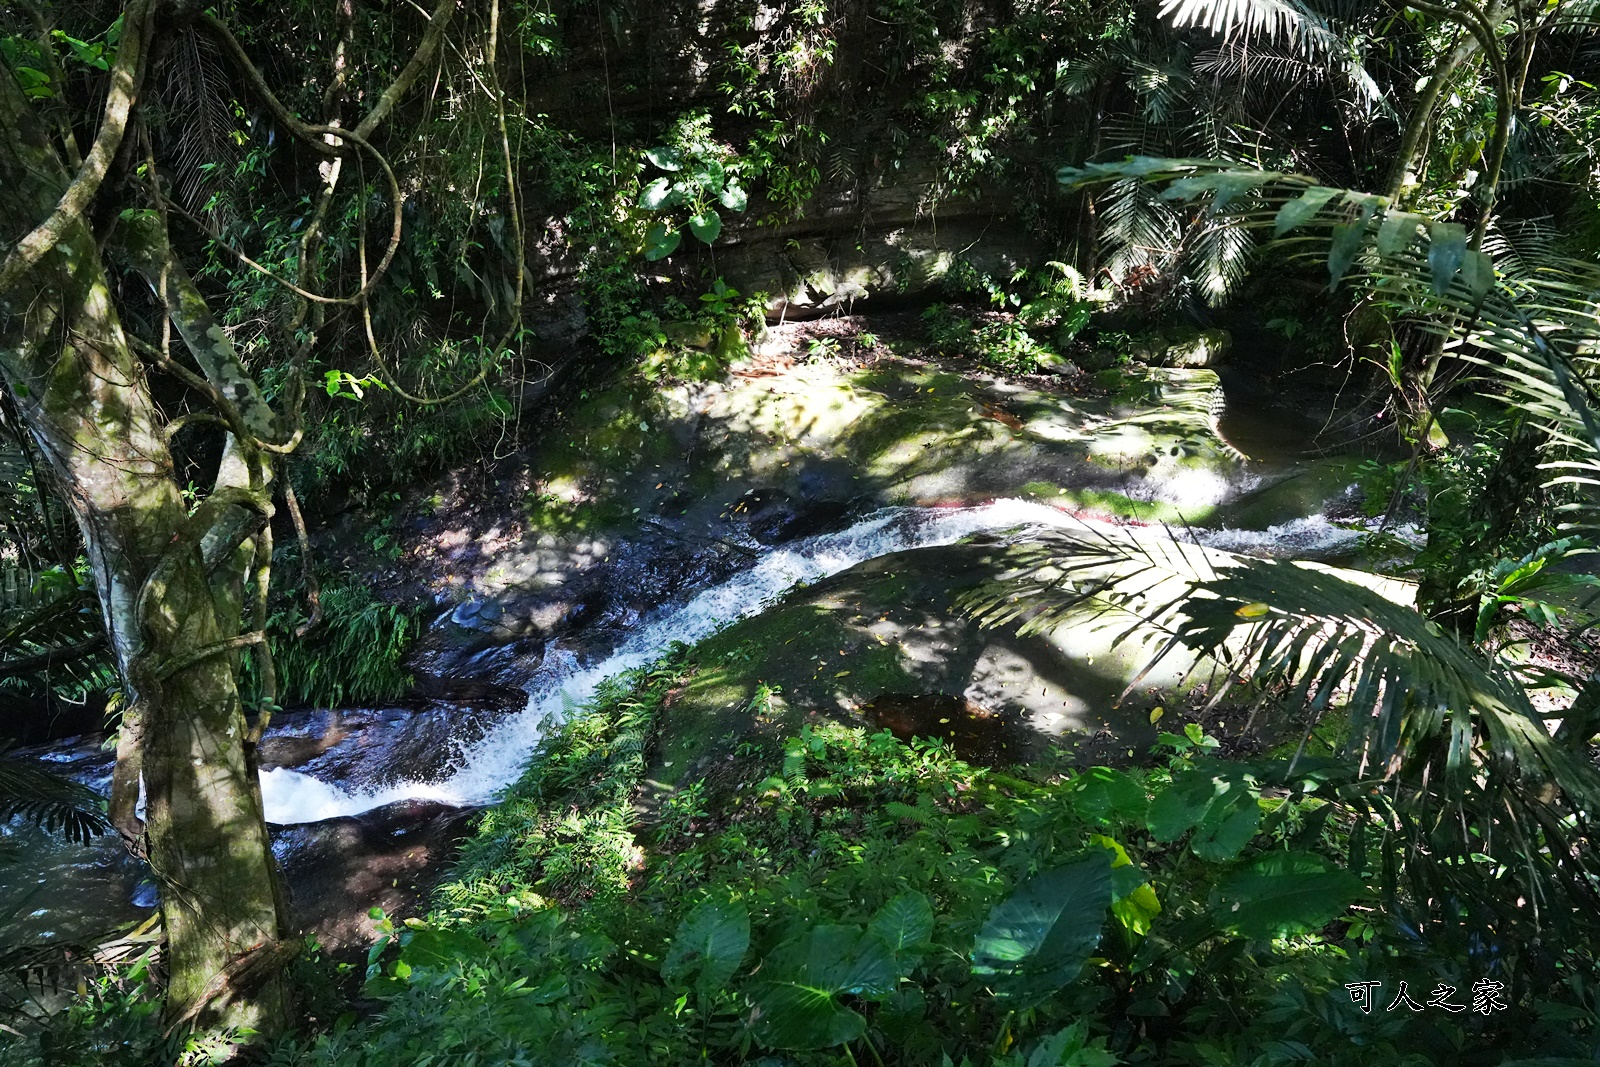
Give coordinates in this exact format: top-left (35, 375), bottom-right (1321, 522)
top-left (267, 580), bottom-right (421, 709)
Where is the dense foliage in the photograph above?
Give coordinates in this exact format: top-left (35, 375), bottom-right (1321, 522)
top-left (6, 0), bottom-right (1600, 1059)
top-left (251, 648), bottom-right (1598, 1066)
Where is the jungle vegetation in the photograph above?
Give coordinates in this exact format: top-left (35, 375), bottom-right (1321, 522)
top-left (3, 0), bottom-right (1600, 1063)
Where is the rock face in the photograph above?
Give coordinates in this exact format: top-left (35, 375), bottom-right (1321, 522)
top-left (271, 800), bottom-right (481, 947)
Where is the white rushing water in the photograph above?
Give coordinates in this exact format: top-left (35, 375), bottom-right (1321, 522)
top-left (260, 499), bottom-right (1096, 824)
top-left (259, 496), bottom-right (1397, 825)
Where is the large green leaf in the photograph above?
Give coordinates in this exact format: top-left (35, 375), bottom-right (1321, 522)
top-left (971, 851), bottom-right (1113, 1001)
top-left (1070, 766), bottom-right (1148, 825)
top-left (1375, 210), bottom-right (1422, 256)
top-left (398, 926), bottom-right (491, 970)
top-left (1327, 198), bottom-right (1377, 287)
top-left (1459, 247), bottom-right (1495, 302)
top-left (643, 221), bottom-right (680, 261)
top-left (687, 210), bottom-right (722, 244)
top-left (646, 146), bottom-right (683, 171)
top-left (662, 897), bottom-right (749, 992)
top-left (1211, 851), bottom-right (1363, 939)
top-left (1272, 186), bottom-right (1337, 236)
top-left (1427, 221), bottom-right (1467, 295)
top-left (1149, 767), bottom-right (1263, 860)
top-left (1092, 835), bottom-right (1161, 937)
top-left (867, 891), bottom-right (933, 972)
top-left (1145, 768), bottom-right (1218, 841)
top-left (749, 925), bottom-right (897, 1050)
top-left (639, 177), bottom-right (674, 211)
top-left (719, 183), bottom-right (748, 211)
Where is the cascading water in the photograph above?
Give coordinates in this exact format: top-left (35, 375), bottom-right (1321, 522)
top-left (260, 499), bottom-right (1101, 823)
top-left (259, 495), bottom-right (1388, 825)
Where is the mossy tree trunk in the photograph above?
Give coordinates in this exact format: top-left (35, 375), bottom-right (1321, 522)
top-left (0, 36), bottom-right (291, 1040)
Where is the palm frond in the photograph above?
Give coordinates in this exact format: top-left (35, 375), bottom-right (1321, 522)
top-left (963, 527), bottom-right (1600, 944)
top-left (154, 27), bottom-right (240, 216)
top-left (0, 741), bottom-right (110, 845)
top-left (1059, 158), bottom-right (1600, 531)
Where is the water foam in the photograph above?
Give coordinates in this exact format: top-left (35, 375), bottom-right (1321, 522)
top-left (262, 499), bottom-right (1087, 824)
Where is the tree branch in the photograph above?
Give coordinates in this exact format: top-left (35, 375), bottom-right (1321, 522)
top-left (0, 0), bottom-right (155, 296)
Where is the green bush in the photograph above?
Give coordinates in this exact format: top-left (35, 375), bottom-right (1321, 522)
top-left (271, 642), bottom-right (1600, 1066)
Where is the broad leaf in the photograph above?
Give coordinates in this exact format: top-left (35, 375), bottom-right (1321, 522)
top-left (867, 891), bottom-right (934, 971)
top-left (1273, 186), bottom-right (1337, 236)
top-left (1375, 211), bottom-right (1421, 256)
top-left (1071, 766), bottom-right (1148, 825)
top-left (1331, 214), bottom-right (1369, 289)
top-left (971, 851), bottom-right (1113, 1001)
top-left (662, 897), bottom-right (750, 992)
top-left (720, 182), bottom-right (748, 211)
top-left (1147, 766), bottom-right (1261, 860)
top-left (1427, 221), bottom-right (1467, 295)
top-left (1211, 851), bottom-right (1362, 939)
top-left (639, 177), bottom-right (674, 211)
top-left (688, 210), bottom-right (722, 244)
top-left (749, 925), bottom-right (897, 1050)
top-left (1459, 248), bottom-right (1495, 302)
top-left (646, 146), bottom-right (683, 171)
top-left (1093, 834), bottom-right (1161, 937)
top-left (398, 927), bottom-right (490, 970)
top-left (644, 221), bottom-right (680, 261)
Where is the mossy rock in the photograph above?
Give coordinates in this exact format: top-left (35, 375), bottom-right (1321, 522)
top-left (1223, 456), bottom-right (1367, 529)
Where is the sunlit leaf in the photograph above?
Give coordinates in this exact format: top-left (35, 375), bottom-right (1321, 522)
top-left (662, 897), bottom-right (749, 992)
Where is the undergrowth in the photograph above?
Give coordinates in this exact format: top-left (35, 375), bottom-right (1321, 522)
top-left (262, 644), bottom-right (1600, 1067)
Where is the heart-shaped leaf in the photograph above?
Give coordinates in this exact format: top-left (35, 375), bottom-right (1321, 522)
top-left (688, 210), bottom-right (722, 244)
top-left (720, 182), bottom-right (748, 211)
top-left (644, 221), bottom-right (681, 261)
top-left (640, 177), bottom-right (674, 211)
top-left (867, 891), bottom-right (933, 972)
top-left (662, 897), bottom-right (749, 992)
top-left (646, 146), bottom-right (684, 171)
top-left (749, 925), bottom-right (898, 1049)
top-left (971, 851), bottom-right (1113, 1001)
top-left (1072, 766), bottom-right (1148, 825)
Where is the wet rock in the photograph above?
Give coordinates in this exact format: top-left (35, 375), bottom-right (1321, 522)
top-left (258, 702), bottom-right (509, 793)
top-left (130, 878), bottom-right (160, 909)
top-left (735, 487), bottom-right (855, 544)
top-left (271, 800), bottom-right (480, 947)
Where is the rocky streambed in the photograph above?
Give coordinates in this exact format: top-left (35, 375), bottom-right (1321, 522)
top-left (6, 334), bottom-right (1404, 954)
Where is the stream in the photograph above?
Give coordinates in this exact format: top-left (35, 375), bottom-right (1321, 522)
top-left (4, 374), bottom-right (1406, 952)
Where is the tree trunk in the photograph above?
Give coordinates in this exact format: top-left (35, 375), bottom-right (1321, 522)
top-left (0, 53), bottom-right (290, 1040)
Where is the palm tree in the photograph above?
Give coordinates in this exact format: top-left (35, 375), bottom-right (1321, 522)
top-left (959, 154), bottom-right (1600, 985)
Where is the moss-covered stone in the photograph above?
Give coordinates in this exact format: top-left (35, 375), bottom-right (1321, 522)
top-left (1223, 456), bottom-right (1367, 529)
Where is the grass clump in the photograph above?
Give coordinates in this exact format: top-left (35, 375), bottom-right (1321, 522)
top-left (269, 579), bottom-right (422, 709)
